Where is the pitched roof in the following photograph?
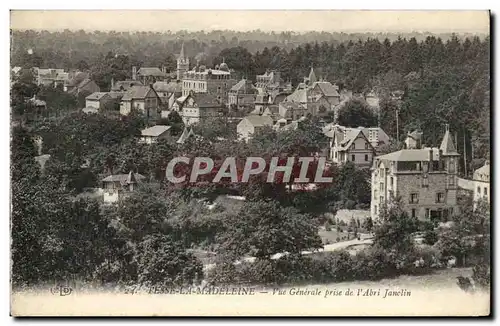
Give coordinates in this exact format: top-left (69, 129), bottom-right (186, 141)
top-left (473, 161), bottom-right (490, 180)
top-left (179, 42), bottom-right (185, 59)
top-left (286, 87), bottom-right (307, 103)
top-left (141, 125), bottom-right (172, 137)
top-left (102, 172), bottom-right (145, 184)
top-left (407, 130), bottom-right (423, 141)
top-left (243, 115), bottom-right (274, 127)
top-left (440, 128), bottom-right (459, 156)
top-left (108, 91), bottom-right (125, 100)
top-left (231, 79), bottom-right (247, 92)
top-left (376, 148), bottom-right (441, 162)
top-left (312, 81), bottom-right (340, 97)
top-left (308, 67), bottom-right (317, 84)
top-left (153, 81), bottom-right (182, 93)
top-left (337, 128), bottom-right (374, 151)
top-left (86, 92), bottom-right (109, 101)
top-left (137, 67), bottom-right (167, 77)
top-left (111, 80), bottom-right (144, 92)
top-left (193, 93), bottom-right (222, 108)
top-left (65, 72), bottom-right (89, 86)
top-left (122, 86), bottom-right (157, 101)
top-left (177, 127), bottom-right (197, 144)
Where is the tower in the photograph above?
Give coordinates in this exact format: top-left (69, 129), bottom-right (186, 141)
top-left (440, 123), bottom-right (460, 214)
top-left (177, 42), bottom-right (189, 81)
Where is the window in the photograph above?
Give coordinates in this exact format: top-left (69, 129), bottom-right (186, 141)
top-left (334, 152), bottom-right (337, 159)
top-left (422, 176), bottom-right (429, 187)
top-left (484, 187), bottom-right (488, 196)
top-left (351, 154), bottom-right (355, 162)
top-left (390, 177), bottom-right (394, 187)
top-left (448, 176), bottom-right (454, 186)
top-left (436, 192), bottom-right (445, 203)
top-left (380, 196), bottom-right (383, 204)
top-left (365, 154), bottom-right (369, 162)
top-left (374, 205), bottom-right (378, 214)
top-left (410, 193), bottom-right (419, 204)
top-left (449, 161), bottom-right (456, 173)
top-left (352, 143), bottom-right (356, 150)
top-left (379, 182), bottom-right (384, 191)
top-left (411, 209), bottom-right (416, 218)
top-left (477, 186), bottom-right (481, 194)
top-left (426, 208), bottom-right (430, 219)
top-left (365, 143), bottom-right (370, 150)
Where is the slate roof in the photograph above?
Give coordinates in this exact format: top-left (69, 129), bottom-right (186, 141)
top-left (440, 129), bottom-right (460, 156)
top-left (177, 127), bottom-right (197, 144)
top-left (122, 86), bottom-right (157, 101)
top-left (141, 125), bottom-right (172, 137)
top-left (153, 81), bottom-right (182, 93)
top-left (137, 67), bottom-right (167, 77)
top-left (86, 92), bottom-right (109, 101)
top-left (242, 115), bottom-right (274, 127)
top-left (376, 148), bottom-right (441, 162)
top-left (312, 81), bottom-right (340, 97)
top-left (102, 172), bottom-right (145, 184)
top-left (111, 80), bottom-right (144, 92)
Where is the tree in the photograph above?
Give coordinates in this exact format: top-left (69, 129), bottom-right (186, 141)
top-left (362, 217), bottom-right (374, 233)
top-left (373, 199), bottom-right (418, 267)
top-left (217, 200), bottom-right (322, 260)
top-left (337, 98), bottom-right (378, 128)
top-left (163, 110), bottom-right (185, 137)
top-left (133, 234), bottom-right (203, 288)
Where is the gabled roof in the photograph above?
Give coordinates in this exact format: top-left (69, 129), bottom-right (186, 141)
top-left (473, 161), bottom-right (490, 180)
top-left (108, 91), bottom-right (125, 99)
top-left (122, 86), bottom-right (157, 101)
top-left (286, 87), bottom-right (307, 103)
top-left (440, 127), bottom-right (459, 156)
top-left (102, 172), bottom-right (145, 184)
top-left (312, 81), bottom-right (340, 97)
top-left (111, 80), bottom-right (144, 92)
top-left (65, 72), bottom-right (89, 87)
top-left (308, 67), bottom-right (317, 84)
top-left (86, 92), bottom-right (110, 101)
top-left (337, 128), bottom-right (375, 151)
top-left (141, 125), bottom-right (172, 137)
top-left (137, 67), bottom-right (167, 77)
top-left (177, 127), bottom-right (197, 144)
top-left (407, 130), bottom-right (423, 141)
top-left (242, 115), bottom-right (274, 127)
top-left (178, 42), bottom-right (186, 59)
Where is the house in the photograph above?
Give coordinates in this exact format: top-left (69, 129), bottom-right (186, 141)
top-left (85, 92), bottom-right (112, 110)
top-left (237, 115), bottom-right (274, 141)
top-left (140, 125), bottom-right (172, 144)
top-left (278, 102), bottom-right (308, 122)
top-left (404, 130), bottom-right (423, 149)
top-left (28, 96), bottom-right (47, 114)
top-left (365, 90), bottom-right (380, 110)
top-left (325, 126), bottom-right (377, 168)
top-left (153, 81), bottom-right (182, 109)
top-left (135, 66), bottom-right (168, 85)
top-left (120, 85), bottom-right (161, 119)
top-left (473, 160), bottom-right (490, 205)
top-left (370, 125), bottom-right (460, 222)
top-left (67, 78), bottom-right (100, 96)
top-left (255, 70), bottom-right (292, 94)
top-left (33, 67), bottom-right (68, 87)
top-left (174, 93), bottom-right (224, 126)
top-left (228, 79), bottom-right (257, 109)
top-left (181, 60), bottom-right (238, 103)
top-left (101, 171), bottom-right (145, 204)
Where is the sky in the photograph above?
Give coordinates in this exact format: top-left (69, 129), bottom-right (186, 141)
top-left (10, 10), bottom-right (490, 34)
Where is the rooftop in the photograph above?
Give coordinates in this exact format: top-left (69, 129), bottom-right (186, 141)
top-left (137, 67), bottom-right (167, 77)
top-left (243, 115), bottom-right (274, 127)
top-left (376, 148), bottom-right (441, 162)
top-left (141, 125), bottom-right (172, 137)
top-left (122, 85), bottom-right (156, 101)
top-left (86, 92), bottom-right (109, 101)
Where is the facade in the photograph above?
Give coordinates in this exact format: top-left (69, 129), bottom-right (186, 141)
top-left (140, 125), bottom-right (172, 144)
top-left (255, 70), bottom-right (292, 94)
top-left (473, 160), bottom-right (490, 205)
top-left (101, 171), bottom-right (145, 204)
top-left (228, 79), bottom-right (257, 109)
top-left (370, 125), bottom-right (460, 222)
top-left (85, 92), bottom-right (112, 110)
top-left (237, 115), bottom-right (274, 141)
top-left (120, 85), bottom-right (160, 119)
top-left (285, 68), bottom-right (341, 119)
top-left (324, 125), bottom-right (389, 167)
top-left (181, 61), bottom-right (238, 103)
top-left (404, 130), bottom-right (423, 149)
top-left (33, 67), bottom-right (68, 87)
top-left (153, 81), bottom-right (182, 109)
top-left (173, 93), bottom-right (224, 126)
top-left (278, 102), bottom-right (308, 121)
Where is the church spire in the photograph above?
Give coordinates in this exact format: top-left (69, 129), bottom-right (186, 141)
top-left (308, 65), bottom-right (317, 84)
top-left (439, 123), bottom-right (459, 156)
top-left (179, 42), bottom-right (185, 60)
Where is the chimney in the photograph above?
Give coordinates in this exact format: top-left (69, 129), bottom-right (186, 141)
top-left (111, 77), bottom-right (115, 90)
top-left (162, 66), bottom-right (166, 74)
top-left (428, 148), bottom-right (433, 172)
top-left (132, 66), bottom-right (137, 81)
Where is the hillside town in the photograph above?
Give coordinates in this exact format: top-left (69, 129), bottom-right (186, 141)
top-left (11, 28), bottom-right (490, 298)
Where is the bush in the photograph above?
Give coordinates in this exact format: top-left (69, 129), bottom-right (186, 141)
top-left (472, 263), bottom-right (490, 289)
top-left (423, 230), bottom-right (438, 245)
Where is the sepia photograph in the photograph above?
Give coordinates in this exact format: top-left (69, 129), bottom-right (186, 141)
top-left (9, 9), bottom-right (491, 317)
